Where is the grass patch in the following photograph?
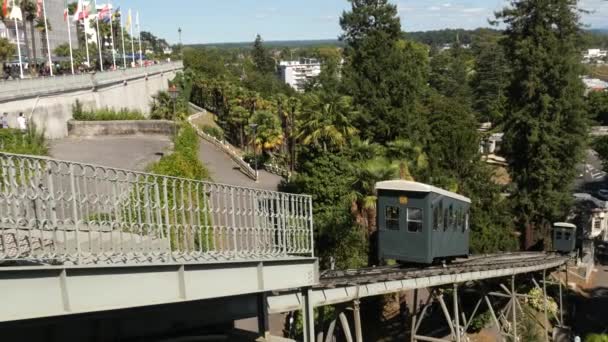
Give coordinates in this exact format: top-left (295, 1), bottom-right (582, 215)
top-left (0, 127), bottom-right (49, 156)
top-left (72, 100), bottom-right (146, 121)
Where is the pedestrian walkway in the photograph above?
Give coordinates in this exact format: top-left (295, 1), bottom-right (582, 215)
top-left (197, 137), bottom-right (283, 191)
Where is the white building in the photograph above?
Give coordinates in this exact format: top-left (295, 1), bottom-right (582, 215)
top-left (279, 58), bottom-right (321, 92)
top-left (584, 48), bottom-right (608, 61)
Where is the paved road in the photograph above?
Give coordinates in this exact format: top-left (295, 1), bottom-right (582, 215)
top-left (197, 138), bottom-right (283, 191)
top-left (50, 135), bottom-right (172, 171)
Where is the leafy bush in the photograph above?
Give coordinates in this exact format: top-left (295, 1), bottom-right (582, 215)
top-left (467, 311), bottom-right (492, 333)
top-left (200, 124), bottom-right (224, 140)
top-left (244, 152), bottom-right (269, 170)
top-left (71, 100), bottom-right (146, 121)
top-left (148, 124), bottom-right (209, 181)
top-left (0, 127), bottom-right (48, 156)
top-left (587, 335), bottom-right (608, 342)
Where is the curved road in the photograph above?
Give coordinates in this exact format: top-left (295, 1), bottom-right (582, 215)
top-left (197, 138), bottom-right (283, 191)
top-left (50, 135), bottom-right (172, 171)
top-left (50, 135), bottom-right (283, 191)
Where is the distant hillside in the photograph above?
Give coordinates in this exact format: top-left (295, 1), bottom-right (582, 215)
top-left (188, 39), bottom-right (342, 50)
top-left (186, 28), bottom-right (608, 51)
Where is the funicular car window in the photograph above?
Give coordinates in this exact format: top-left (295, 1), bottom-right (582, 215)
top-left (556, 231), bottom-right (563, 240)
top-left (443, 208), bottom-right (449, 231)
top-left (407, 208), bottom-right (423, 233)
top-left (386, 206), bottom-right (400, 231)
top-left (565, 232), bottom-right (571, 240)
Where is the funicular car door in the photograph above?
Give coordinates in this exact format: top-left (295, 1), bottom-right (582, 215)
top-left (378, 192), bottom-right (428, 262)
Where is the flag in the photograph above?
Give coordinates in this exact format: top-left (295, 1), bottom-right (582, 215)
top-left (63, 0), bottom-right (69, 21)
top-left (125, 8), bottom-right (131, 31)
top-left (135, 11), bottom-right (139, 30)
top-left (9, 3), bottom-right (22, 21)
top-left (73, 0), bottom-right (88, 21)
top-left (36, 0), bottom-right (42, 18)
top-left (87, 0), bottom-right (95, 18)
top-left (99, 4), bottom-right (111, 23)
top-left (2, 0), bottom-right (7, 18)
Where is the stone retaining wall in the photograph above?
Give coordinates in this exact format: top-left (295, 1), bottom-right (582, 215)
top-left (68, 120), bottom-right (175, 137)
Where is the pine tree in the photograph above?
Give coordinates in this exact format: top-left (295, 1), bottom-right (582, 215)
top-left (497, 0), bottom-right (588, 249)
top-left (340, 0), bottom-right (429, 144)
top-left (251, 34), bottom-right (275, 74)
top-left (471, 30), bottom-right (509, 124)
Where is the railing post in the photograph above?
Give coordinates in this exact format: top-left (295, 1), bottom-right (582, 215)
top-left (162, 178), bottom-right (172, 261)
top-left (68, 164), bottom-right (81, 264)
top-left (309, 196), bottom-right (314, 257)
top-left (231, 187), bottom-right (238, 256)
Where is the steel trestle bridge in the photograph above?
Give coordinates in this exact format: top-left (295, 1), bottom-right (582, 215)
top-left (0, 152), bottom-right (570, 342)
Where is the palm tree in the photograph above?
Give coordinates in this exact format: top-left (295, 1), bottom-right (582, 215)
top-left (246, 110), bottom-right (283, 153)
top-left (297, 92), bottom-right (358, 152)
top-left (348, 157), bottom-right (399, 236)
top-left (20, 0), bottom-right (36, 73)
top-left (0, 38), bottom-right (16, 78)
top-left (35, 16), bottom-right (51, 61)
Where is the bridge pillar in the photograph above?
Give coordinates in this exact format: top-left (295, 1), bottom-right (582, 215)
top-left (353, 300), bottom-right (363, 342)
top-left (257, 292), bottom-right (269, 339)
top-left (301, 287), bottom-right (315, 342)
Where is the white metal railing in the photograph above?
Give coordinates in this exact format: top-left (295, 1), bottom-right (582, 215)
top-left (0, 61), bottom-right (184, 101)
top-left (188, 109), bottom-right (258, 181)
top-left (0, 152), bottom-right (313, 265)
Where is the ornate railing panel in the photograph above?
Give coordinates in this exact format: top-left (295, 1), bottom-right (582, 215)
top-left (0, 152), bottom-right (313, 265)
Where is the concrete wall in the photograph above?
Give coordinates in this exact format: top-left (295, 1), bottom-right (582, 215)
top-left (0, 69), bottom-right (177, 139)
top-left (68, 120), bottom-right (175, 137)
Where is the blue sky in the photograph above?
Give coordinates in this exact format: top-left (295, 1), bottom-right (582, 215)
top-left (115, 0), bottom-right (608, 44)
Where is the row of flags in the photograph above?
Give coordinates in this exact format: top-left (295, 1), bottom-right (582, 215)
top-left (5, 0), bottom-right (144, 78)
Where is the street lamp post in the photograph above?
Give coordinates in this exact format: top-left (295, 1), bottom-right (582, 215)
top-left (249, 123), bottom-right (259, 180)
top-left (168, 84), bottom-right (180, 139)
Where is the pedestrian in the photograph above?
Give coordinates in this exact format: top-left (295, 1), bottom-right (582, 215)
top-left (17, 112), bottom-right (27, 132)
top-left (1, 113), bottom-right (8, 129)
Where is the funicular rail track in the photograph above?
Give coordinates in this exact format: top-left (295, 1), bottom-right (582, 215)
top-left (267, 252), bottom-right (569, 315)
top-left (320, 252), bottom-right (565, 287)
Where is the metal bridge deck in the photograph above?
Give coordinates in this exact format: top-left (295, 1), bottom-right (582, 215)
top-left (267, 252), bottom-right (568, 313)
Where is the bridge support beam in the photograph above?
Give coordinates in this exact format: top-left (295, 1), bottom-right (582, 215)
top-left (301, 287), bottom-right (315, 342)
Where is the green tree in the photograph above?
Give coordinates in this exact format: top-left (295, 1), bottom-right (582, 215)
top-left (586, 91), bottom-right (608, 125)
top-left (471, 30), bottom-right (509, 123)
top-left (0, 38), bottom-right (16, 77)
top-left (340, 0), bottom-right (429, 144)
top-left (298, 92), bottom-right (358, 152)
top-left (497, 0), bottom-right (589, 249)
top-left (20, 0), bottom-right (36, 72)
top-left (252, 34), bottom-right (275, 74)
top-left (247, 110), bottom-right (283, 153)
top-left (429, 44), bottom-right (473, 103)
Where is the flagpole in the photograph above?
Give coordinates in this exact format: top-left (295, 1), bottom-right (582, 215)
top-left (137, 11), bottom-right (142, 67)
top-left (129, 9), bottom-right (135, 67)
top-left (83, 18), bottom-right (90, 67)
top-left (108, 1), bottom-right (116, 70)
top-left (42, 0), bottom-right (53, 76)
top-left (94, 0), bottom-right (103, 71)
top-left (66, 12), bottom-right (75, 74)
top-left (12, 0), bottom-right (23, 79)
top-left (120, 13), bottom-right (126, 68)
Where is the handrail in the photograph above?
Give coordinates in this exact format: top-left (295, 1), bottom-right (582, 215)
top-left (0, 61), bottom-right (184, 102)
top-left (187, 108), bottom-right (258, 181)
top-left (0, 151), bottom-right (313, 265)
